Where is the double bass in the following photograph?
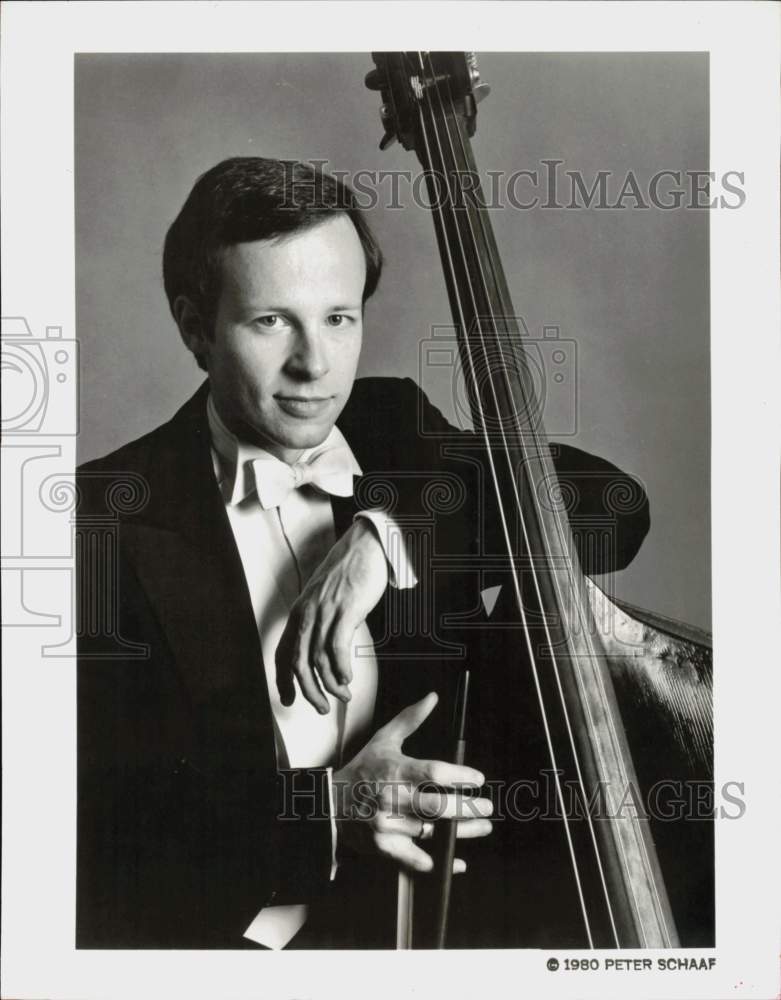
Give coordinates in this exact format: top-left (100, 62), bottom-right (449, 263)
top-left (364, 52), bottom-right (713, 950)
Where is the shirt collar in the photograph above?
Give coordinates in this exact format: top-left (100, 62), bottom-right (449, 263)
top-left (206, 391), bottom-right (362, 506)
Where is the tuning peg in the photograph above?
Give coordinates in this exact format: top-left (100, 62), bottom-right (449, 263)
top-left (474, 83), bottom-right (491, 105)
top-left (365, 68), bottom-right (384, 91)
top-left (378, 102), bottom-right (397, 145)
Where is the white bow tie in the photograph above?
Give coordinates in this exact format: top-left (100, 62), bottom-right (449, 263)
top-left (250, 446), bottom-right (356, 510)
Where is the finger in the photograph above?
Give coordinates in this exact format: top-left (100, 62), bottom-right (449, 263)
top-left (328, 615), bottom-right (355, 686)
top-left (312, 609), bottom-right (353, 695)
top-left (282, 597), bottom-right (332, 715)
top-left (405, 792), bottom-right (494, 821)
top-left (375, 691), bottom-right (439, 745)
top-left (275, 621), bottom-right (297, 707)
top-left (310, 609), bottom-right (351, 704)
top-left (311, 651), bottom-right (351, 704)
top-left (406, 757), bottom-right (485, 789)
top-left (379, 811), bottom-right (490, 840)
top-left (286, 605), bottom-right (330, 715)
top-left (373, 832), bottom-right (433, 874)
top-left (454, 818), bottom-right (493, 839)
top-left (294, 654), bottom-right (330, 715)
top-left (375, 814), bottom-right (434, 840)
top-left (294, 669), bottom-right (329, 715)
top-left (278, 599), bottom-right (320, 709)
top-left (454, 858), bottom-right (467, 875)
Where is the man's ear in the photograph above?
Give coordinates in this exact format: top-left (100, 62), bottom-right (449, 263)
top-left (173, 295), bottom-right (210, 364)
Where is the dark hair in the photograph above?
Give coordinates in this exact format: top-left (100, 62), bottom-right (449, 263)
top-left (162, 157), bottom-right (383, 370)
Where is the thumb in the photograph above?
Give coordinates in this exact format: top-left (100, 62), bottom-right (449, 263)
top-left (376, 691), bottom-right (439, 746)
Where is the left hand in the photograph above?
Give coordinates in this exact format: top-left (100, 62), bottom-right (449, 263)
top-left (275, 518), bottom-right (389, 713)
top-left (332, 692), bottom-right (493, 872)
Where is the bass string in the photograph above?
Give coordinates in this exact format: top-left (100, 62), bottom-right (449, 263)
top-left (417, 53), bottom-right (673, 948)
top-left (410, 51), bottom-right (601, 945)
top-left (426, 56), bottom-right (627, 943)
top-left (407, 50), bottom-right (604, 946)
top-left (428, 68), bottom-right (676, 945)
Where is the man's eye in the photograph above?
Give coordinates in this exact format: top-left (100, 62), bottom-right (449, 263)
top-left (327, 314), bottom-right (350, 327)
top-left (255, 315), bottom-right (283, 329)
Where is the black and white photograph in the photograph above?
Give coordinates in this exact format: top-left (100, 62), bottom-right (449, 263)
top-left (1, 3), bottom-right (779, 999)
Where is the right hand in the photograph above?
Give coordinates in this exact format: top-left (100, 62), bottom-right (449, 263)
top-left (275, 518), bottom-right (389, 713)
top-left (332, 692), bottom-right (493, 874)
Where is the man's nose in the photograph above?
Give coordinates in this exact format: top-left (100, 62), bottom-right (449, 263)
top-left (285, 327), bottom-right (330, 380)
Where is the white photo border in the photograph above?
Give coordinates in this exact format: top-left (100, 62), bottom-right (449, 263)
top-left (2, 2), bottom-right (779, 999)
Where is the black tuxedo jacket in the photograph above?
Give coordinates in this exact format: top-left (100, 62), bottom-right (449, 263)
top-left (76, 377), bottom-right (649, 948)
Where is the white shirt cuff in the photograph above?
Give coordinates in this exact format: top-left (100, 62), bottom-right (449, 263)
top-left (353, 510), bottom-right (418, 589)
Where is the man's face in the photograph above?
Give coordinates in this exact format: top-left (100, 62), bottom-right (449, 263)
top-left (201, 214), bottom-right (366, 462)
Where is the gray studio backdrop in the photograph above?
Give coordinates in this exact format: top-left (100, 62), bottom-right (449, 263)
top-left (75, 52), bottom-right (710, 631)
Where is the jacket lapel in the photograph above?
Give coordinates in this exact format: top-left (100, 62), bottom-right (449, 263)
top-left (116, 383), bottom-right (275, 761)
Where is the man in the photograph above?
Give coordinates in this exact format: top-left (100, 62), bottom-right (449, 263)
top-left (76, 157), bottom-right (650, 949)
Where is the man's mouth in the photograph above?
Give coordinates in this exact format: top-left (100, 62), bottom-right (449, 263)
top-left (275, 395), bottom-right (334, 417)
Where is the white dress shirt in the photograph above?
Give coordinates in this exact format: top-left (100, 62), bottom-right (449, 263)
top-left (206, 395), bottom-right (414, 948)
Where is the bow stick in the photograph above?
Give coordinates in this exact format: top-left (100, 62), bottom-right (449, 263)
top-left (395, 669), bottom-right (471, 949)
